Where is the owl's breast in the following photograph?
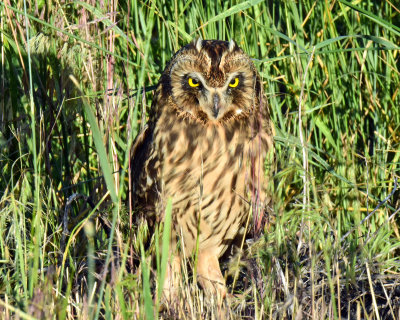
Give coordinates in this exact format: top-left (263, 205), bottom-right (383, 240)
top-left (161, 121), bottom-right (247, 195)
top-left (154, 120), bottom-right (256, 255)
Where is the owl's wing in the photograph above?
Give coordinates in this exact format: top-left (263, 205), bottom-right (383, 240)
top-left (130, 124), bottom-right (153, 191)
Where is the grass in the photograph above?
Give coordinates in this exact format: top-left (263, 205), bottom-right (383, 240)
top-left (1, 0), bottom-right (400, 318)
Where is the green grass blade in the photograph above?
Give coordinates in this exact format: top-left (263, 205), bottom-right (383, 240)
top-left (338, 0), bottom-right (400, 36)
top-left (192, 0), bottom-right (264, 35)
top-left (156, 198), bottom-right (173, 308)
top-left (140, 241), bottom-right (154, 320)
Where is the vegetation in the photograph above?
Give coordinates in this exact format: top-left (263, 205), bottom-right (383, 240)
top-left (1, 0), bottom-right (400, 318)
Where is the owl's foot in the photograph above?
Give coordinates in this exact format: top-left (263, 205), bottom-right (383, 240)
top-left (160, 255), bottom-right (181, 308)
top-left (197, 250), bottom-right (227, 302)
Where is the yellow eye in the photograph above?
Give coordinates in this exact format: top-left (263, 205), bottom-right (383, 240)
top-left (188, 77), bottom-right (200, 87)
top-left (229, 77), bottom-right (239, 88)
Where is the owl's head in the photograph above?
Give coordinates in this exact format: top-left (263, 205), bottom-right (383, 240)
top-left (159, 39), bottom-right (262, 124)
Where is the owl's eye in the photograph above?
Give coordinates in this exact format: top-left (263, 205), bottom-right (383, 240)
top-left (229, 77), bottom-right (239, 88)
top-left (188, 77), bottom-right (200, 87)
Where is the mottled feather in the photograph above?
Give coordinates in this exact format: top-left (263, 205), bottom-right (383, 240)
top-left (130, 39), bottom-right (274, 299)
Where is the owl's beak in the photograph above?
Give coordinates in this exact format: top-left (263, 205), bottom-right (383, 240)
top-left (212, 94), bottom-right (220, 118)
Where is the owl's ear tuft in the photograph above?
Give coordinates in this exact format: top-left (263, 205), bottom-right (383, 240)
top-left (228, 39), bottom-right (237, 52)
top-left (193, 37), bottom-right (203, 52)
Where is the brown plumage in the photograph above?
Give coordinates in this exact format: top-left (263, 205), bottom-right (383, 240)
top-left (131, 39), bottom-right (274, 300)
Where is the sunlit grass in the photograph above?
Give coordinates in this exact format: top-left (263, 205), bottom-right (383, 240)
top-left (1, 0), bottom-right (400, 319)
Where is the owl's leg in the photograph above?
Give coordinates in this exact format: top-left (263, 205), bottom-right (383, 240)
top-left (197, 250), bottom-right (227, 300)
top-left (162, 255), bottom-right (181, 304)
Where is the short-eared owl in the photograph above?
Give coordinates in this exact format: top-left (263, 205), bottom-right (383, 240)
top-left (131, 39), bottom-right (273, 300)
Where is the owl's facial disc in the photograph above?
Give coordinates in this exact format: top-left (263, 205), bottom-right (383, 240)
top-left (171, 70), bottom-right (251, 123)
top-left (168, 40), bottom-right (259, 124)
top-left (192, 73), bottom-right (244, 121)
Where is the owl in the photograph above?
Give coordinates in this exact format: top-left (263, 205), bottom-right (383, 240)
top-left (131, 39), bottom-right (273, 302)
